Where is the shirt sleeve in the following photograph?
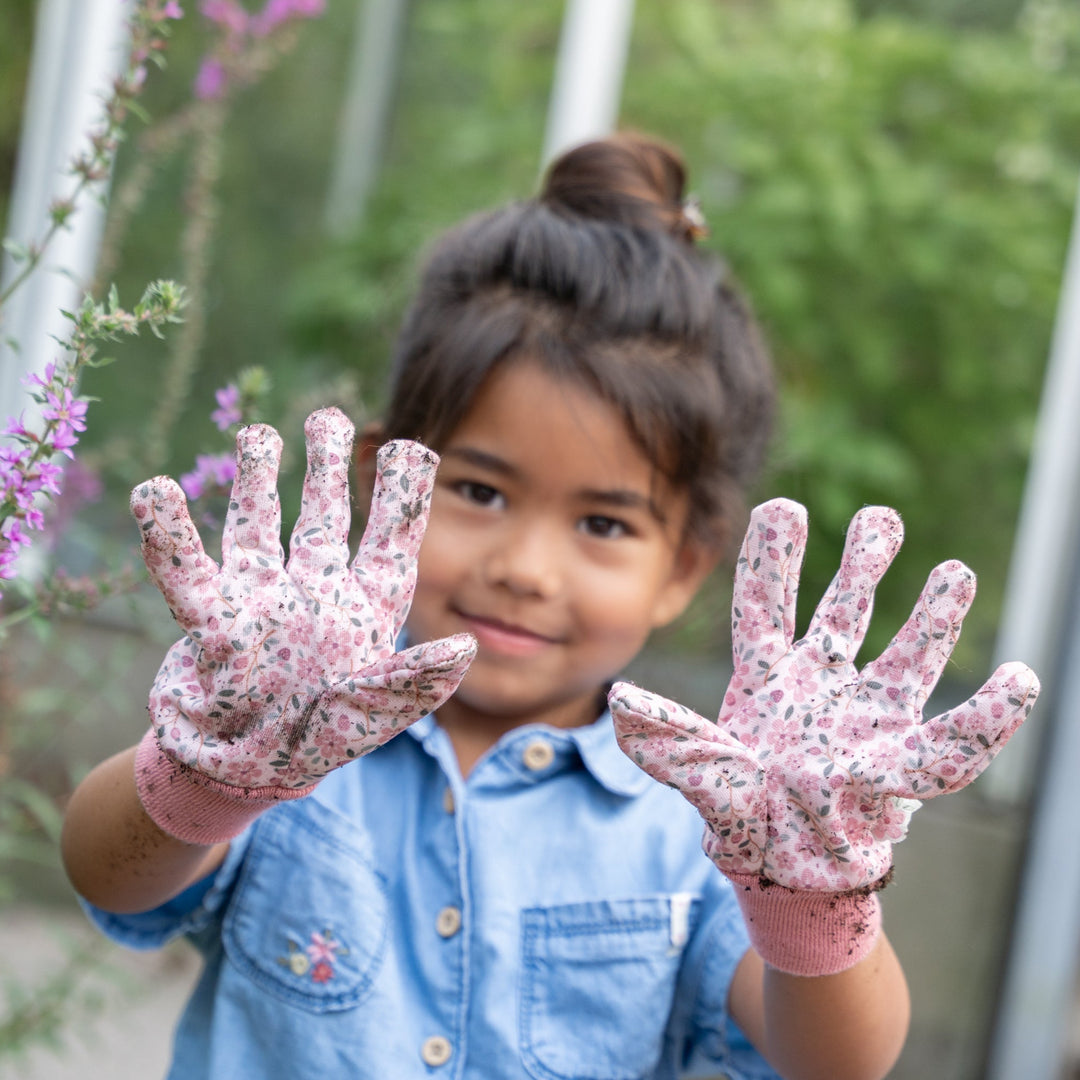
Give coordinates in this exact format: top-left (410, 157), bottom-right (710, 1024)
top-left (677, 879), bottom-right (782, 1080)
top-left (79, 829), bottom-right (253, 953)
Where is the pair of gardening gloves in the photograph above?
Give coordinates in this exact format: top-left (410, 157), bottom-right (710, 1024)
top-left (133, 411), bottom-right (1038, 976)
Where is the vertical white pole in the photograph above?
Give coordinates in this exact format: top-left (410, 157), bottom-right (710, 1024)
top-left (984, 174), bottom-right (1080, 1077)
top-left (541, 0), bottom-right (636, 169)
top-left (323, 0), bottom-right (411, 235)
top-left (983, 173), bottom-right (1080, 802)
top-left (0, 0), bottom-right (134, 423)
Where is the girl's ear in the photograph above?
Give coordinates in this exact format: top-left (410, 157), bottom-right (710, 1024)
top-left (354, 421), bottom-right (386, 504)
top-left (650, 539), bottom-right (722, 629)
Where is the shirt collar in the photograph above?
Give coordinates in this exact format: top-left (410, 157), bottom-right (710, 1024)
top-left (406, 710), bottom-right (652, 798)
top-left (563, 710), bottom-right (653, 797)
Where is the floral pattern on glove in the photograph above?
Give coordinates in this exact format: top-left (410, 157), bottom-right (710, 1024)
top-left (610, 498), bottom-right (1039, 892)
top-left (132, 408), bottom-right (475, 793)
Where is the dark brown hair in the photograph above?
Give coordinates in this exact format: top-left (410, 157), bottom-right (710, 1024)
top-left (381, 132), bottom-right (775, 550)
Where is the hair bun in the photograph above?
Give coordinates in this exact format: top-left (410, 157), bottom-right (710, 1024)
top-left (541, 131), bottom-right (705, 244)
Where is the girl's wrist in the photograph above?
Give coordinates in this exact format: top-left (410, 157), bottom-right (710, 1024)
top-left (134, 728), bottom-right (314, 845)
top-left (726, 871), bottom-right (882, 977)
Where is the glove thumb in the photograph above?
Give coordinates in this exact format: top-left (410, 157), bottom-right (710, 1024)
top-left (324, 634), bottom-right (478, 757)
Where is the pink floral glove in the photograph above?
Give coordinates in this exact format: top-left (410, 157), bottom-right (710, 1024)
top-left (609, 499), bottom-right (1039, 975)
top-left (131, 408), bottom-right (476, 844)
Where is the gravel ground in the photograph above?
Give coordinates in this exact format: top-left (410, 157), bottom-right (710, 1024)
top-left (1, 903), bottom-right (199, 1080)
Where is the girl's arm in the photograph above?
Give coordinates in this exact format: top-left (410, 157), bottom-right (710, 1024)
top-left (61, 745), bottom-right (229, 914)
top-left (728, 937), bottom-right (910, 1080)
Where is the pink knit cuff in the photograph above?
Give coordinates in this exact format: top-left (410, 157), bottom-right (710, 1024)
top-left (134, 729), bottom-right (315, 845)
top-left (726, 872), bottom-right (882, 976)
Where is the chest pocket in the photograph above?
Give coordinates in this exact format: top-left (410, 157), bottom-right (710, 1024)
top-left (222, 797), bottom-right (388, 1013)
top-left (520, 895), bottom-right (699, 1080)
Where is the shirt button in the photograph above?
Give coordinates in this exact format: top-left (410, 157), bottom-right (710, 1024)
top-left (421, 1035), bottom-right (452, 1066)
top-left (443, 786), bottom-right (455, 814)
top-left (436, 905), bottom-right (462, 938)
top-left (522, 738), bottom-right (555, 771)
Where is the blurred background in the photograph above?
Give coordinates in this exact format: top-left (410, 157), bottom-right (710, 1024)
top-left (2, 0), bottom-right (1079, 1076)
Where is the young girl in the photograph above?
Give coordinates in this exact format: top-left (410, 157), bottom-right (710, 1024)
top-left (61, 133), bottom-right (1038, 1080)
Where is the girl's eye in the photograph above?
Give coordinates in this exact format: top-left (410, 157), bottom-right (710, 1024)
top-left (580, 515), bottom-right (628, 539)
top-left (454, 480), bottom-right (504, 508)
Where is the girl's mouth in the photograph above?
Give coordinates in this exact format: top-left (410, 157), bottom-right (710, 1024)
top-left (456, 611), bottom-right (561, 658)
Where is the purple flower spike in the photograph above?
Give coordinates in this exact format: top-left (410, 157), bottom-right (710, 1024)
top-left (193, 57), bottom-right (228, 100)
top-left (180, 452), bottom-right (237, 501)
top-left (211, 384), bottom-right (242, 431)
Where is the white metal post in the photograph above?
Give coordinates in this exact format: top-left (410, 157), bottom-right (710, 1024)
top-left (323, 0), bottom-right (411, 234)
top-left (984, 174), bottom-right (1080, 1077)
top-left (541, 0), bottom-right (636, 169)
top-left (983, 173), bottom-right (1080, 803)
top-left (0, 0), bottom-right (133, 423)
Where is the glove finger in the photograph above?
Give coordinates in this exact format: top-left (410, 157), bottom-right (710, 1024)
top-left (862, 560), bottom-right (976, 714)
top-left (897, 661), bottom-right (1039, 799)
top-left (221, 423), bottom-right (285, 571)
top-left (131, 476), bottom-right (220, 625)
top-left (805, 506), bottom-right (903, 665)
top-left (609, 683), bottom-right (766, 852)
top-left (287, 408), bottom-right (355, 574)
top-left (730, 499), bottom-right (808, 670)
top-left (351, 440), bottom-right (439, 638)
top-left (319, 633), bottom-right (478, 756)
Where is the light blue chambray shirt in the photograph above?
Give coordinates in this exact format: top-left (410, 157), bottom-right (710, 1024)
top-left (84, 712), bottom-right (779, 1080)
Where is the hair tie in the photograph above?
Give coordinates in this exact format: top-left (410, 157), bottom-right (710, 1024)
top-left (679, 195), bottom-right (709, 242)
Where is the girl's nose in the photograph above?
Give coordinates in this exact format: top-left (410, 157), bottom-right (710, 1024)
top-left (483, 519), bottom-right (563, 599)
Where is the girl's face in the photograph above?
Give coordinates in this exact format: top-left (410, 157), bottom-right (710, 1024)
top-left (405, 359), bottom-right (714, 734)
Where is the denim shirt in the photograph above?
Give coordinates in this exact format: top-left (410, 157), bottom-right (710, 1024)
top-left (84, 713), bottom-right (779, 1080)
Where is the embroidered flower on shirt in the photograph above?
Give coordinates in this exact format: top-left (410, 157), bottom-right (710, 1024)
top-left (278, 928), bottom-right (348, 983)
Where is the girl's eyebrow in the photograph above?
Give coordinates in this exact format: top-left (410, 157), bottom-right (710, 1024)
top-left (443, 445), bottom-right (668, 524)
top-left (441, 446), bottom-right (518, 476)
top-left (579, 488), bottom-right (668, 524)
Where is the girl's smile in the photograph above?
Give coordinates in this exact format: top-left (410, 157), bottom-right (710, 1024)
top-left (452, 609), bottom-right (565, 657)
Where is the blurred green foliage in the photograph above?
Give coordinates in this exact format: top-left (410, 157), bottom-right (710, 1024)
top-left (2, 0), bottom-right (1078, 673)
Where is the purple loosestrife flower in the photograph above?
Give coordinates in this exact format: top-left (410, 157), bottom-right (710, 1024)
top-left (194, 57), bottom-right (229, 100)
top-left (200, 0), bottom-right (249, 34)
top-left (211, 383), bottom-right (242, 430)
top-left (253, 0), bottom-right (325, 35)
top-left (42, 460), bottom-right (103, 552)
top-left (180, 452), bottom-right (236, 501)
top-left (0, 364), bottom-right (92, 580)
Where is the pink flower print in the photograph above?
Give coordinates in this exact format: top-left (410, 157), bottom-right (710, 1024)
top-left (306, 931), bottom-right (340, 966)
top-left (316, 729), bottom-right (348, 760)
top-left (224, 759), bottom-right (260, 785)
top-left (836, 712), bottom-right (872, 744)
top-left (771, 718), bottom-right (802, 751)
top-left (200, 633), bottom-right (233, 664)
top-left (783, 664), bottom-right (816, 704)
top-left (733, 607), bottom-right (772, 645)
top-left (261, 669), bottom-right (289, 699)
top-left (295, 654), bottom-right (322, 684)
